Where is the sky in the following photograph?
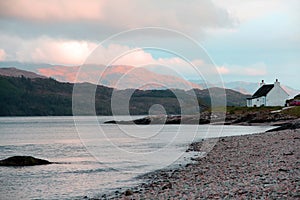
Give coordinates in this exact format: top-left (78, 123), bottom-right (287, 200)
top-left (0, 0), bottom-right (299, 89)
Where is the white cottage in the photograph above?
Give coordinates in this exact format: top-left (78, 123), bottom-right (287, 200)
top-left (247, 79), bottom-right (289, 107)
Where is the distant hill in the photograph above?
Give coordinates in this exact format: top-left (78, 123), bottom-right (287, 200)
top-left (37, 65), bottom-right (201, 90)
top-left (192, 87), bottom-right (251, 107)
top-left (0, 75), bottom-right (249, 116)
top-left (189, 80), bottom-right (300, 98)
top-left (2, 61), bottom-right (298, 98)
top-left (0, 67), bottom-right (47, 79)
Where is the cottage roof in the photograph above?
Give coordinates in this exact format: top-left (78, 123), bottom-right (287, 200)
top-left (247, 84), bottom-right (274, 100)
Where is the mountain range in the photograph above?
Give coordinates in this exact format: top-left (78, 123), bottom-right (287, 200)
top-left (0, 67), bottom-right (250, 116)
top-left (37, 65), bottom-right (201, 90)
top-left (1, 61), bottom-right (299, 98)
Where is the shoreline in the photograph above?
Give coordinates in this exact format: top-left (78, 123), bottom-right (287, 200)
top-left (104, 109), bottom-right (298, 127)
top-left (99, 128), bottom-right (299, 199)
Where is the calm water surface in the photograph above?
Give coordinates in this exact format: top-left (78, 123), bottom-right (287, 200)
top-left (0, 116), bottom-right (273, 199)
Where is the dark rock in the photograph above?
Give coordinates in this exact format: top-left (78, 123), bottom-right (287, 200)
top-left (283, 152), bottom-right (294, 156)
top-left (124, 189), bottom-right (133, 196)
top-left (0, 156), bottom-right (52, 166)
top-left (267, 120), bottom-right (300, 132)
top-left (278, 168), bottom-right (289, 172)
top-left (199, 118), bottom-right (211, 124)
top-left (104, 114), bottom-right (211, 125)
top-left (292, 193), bottom-right (300, 198)
top-left (104, 117), bottom-right (152, 125)
top-left (133, 117), bottom-right (152, 125)
top-left (162, 181), bottom-right (172, 190)
top-left (233, 113), bottom-right (257, 123)
top-left (185, 163), bottom-right (193, 167)
top-left (104, 120), bottom-right (117, 124)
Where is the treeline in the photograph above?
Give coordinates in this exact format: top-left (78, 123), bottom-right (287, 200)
top-left (0, 76), bottom-right (248, 116)
top-left (0, 76), bottom-right (197, 116)
top-left (0, 76), bottom-right (73, 116)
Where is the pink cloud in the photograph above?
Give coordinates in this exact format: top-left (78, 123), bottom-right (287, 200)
top-left (6, 35), bottom-right (220, 80)
top-left (217, 66), bottom-right (230, 74)
top-left (0, 49), bottom-right (6, 61)
top-left (0, 0), bottom-right (104, 21)
top-left (221, 62), bottom-right (268, 76)
top-left (111, 49), bottom-right (157, 67)
top-left (0, 0), bottom-right (234, 31)
top-left (15, 37), bottom-right (97, 65)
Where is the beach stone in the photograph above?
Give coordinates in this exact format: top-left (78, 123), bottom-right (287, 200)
top-left (283, 151), bottom-right (293, 156)
top-left (125, 189), bottom-right (133, 196)
top-left (105, 129), bottom-right (300, 199)
top-left (104, 120), bottom-right (117, 124)
top-left (278, 168), bottom-right (289, 172)
top-left (162, 182), bottom-right (172, 190)
top-left (292, 193), bottom-right (300, 198)
top-left (0, 156), bottom-right (52, 166)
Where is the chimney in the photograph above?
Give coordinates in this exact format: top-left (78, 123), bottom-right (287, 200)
top-left (260, 80), bottom-right (265, 86)
top-left (275, 79), bottom-right (280, 86)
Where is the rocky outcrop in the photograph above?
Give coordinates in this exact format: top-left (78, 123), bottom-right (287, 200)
top-left (267, 119), bottom-right (300, 132)
top-left (0, 156), bottom-right (52, 166)
top-left (105, 115), bottom-right (213, 125)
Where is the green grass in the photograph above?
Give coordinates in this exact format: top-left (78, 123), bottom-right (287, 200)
top-left (282, 106), bottom-right (300, 118)
top-left (209, 106), bottom-right (283, 114)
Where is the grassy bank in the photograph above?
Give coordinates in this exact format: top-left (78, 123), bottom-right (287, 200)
top-left (282, 106), bottom-right (300, 118)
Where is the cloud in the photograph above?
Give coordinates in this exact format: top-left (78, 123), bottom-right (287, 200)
top-left (0, 33), bottom-right (267, 81)
top-left (216, 66), bottom-right (229, 74)
top-left (0, 35), bottom-right (97, 65)
top-left (222, 62), bottom-right (268, 76)
top-left (0, 34), bottom-right (212, 78)
top-left (0, 0), bottom-right (104, 21)
top-left (0, 0), bottom-right (235, 38)
top-left (212, 0), bottom-right (283, 22)
top-left (87, 44), bottom-right (155, 66)
top-left (0, 49), bottom-right (6, 61)
top-left (25, 38), bottom-right (97, 65)
top-left (32, 39), bottom-right (223, 85)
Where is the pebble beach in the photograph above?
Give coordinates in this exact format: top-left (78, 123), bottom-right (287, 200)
top-left (107, 128), bottom-right (300, 199)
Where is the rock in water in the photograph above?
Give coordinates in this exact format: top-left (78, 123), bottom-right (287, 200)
top-left (0, 156), bottom-right (52, 166)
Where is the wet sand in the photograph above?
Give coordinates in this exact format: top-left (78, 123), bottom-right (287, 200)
top-left (109, 129), bottom-right (300, 199)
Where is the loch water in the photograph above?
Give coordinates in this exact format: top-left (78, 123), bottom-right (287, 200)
top-left (0, 116), bottom-right (273, 199)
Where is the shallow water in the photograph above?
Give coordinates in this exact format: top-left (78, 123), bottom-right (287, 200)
top-left (0, 116), bottom-right (273, 199)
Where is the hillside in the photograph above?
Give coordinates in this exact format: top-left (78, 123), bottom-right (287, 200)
top-left (0, 76), bottom-right (73, 115)
top-left (192, 87), bottom-right (251, 107)
top-left (0, 76), bottom-right (250, 116)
